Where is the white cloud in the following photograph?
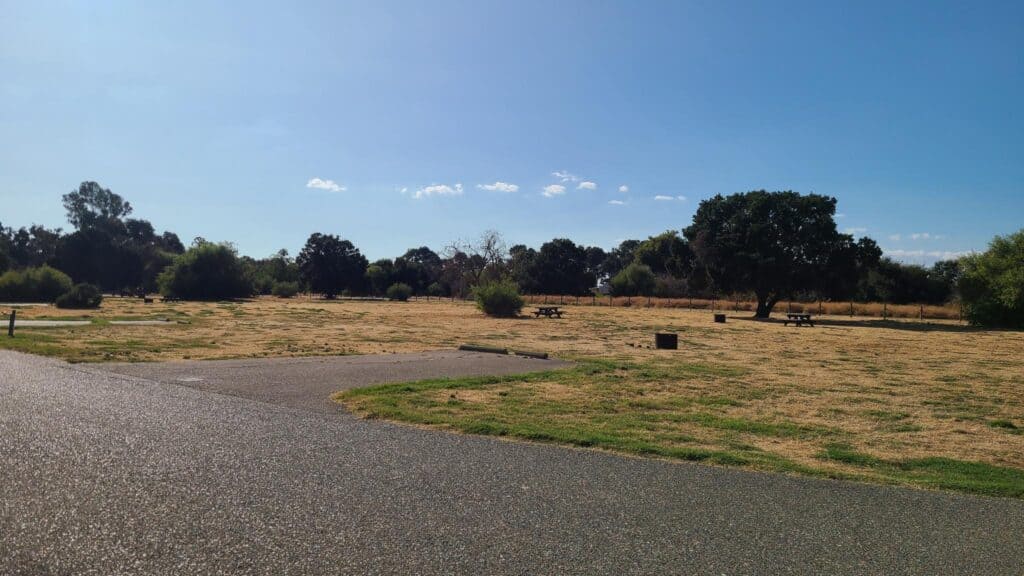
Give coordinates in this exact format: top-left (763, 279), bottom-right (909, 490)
top-left (399, 187), bottom-right (408, 194)
top-left (910, 232), bottom-right (945, 241)
top-left (844, 227), bottom-right (868, 235)
top-left (577, 181), bottom-right (597, 190)
top-left (676, 195), bottom-right (687, 201)
top-left (608, 200), bottom-right (626, 205)
top-left (306, 178), bottom-right (345, 193)
top-left (835, 213), bottom-right (847, 219)
top-left (552, 170), bottom-right (579, 182)
top-left (413, 183), bottom-right (463, 199)
top-left (542, 184), bottom-right (566, 197)
top-left (888, 234), bottom-right (902, 241)
top-left (654, 195), bottom-right (674, 201)
top-left (476, 181), bottom-right (519, 193)
top-left (618, 185), bottom-right (629, 193)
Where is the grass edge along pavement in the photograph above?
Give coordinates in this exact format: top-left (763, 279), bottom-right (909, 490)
top-left (335, 358), bottom-right (1024, 499)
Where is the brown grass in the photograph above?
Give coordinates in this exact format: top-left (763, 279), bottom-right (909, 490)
top-left (522, 294), bottom-right (963, 320)
top-left (4, 296), bottom-right (1022, 490)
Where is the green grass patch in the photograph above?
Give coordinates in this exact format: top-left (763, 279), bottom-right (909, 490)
top-left (819, 443), bottom-right (1024, 498)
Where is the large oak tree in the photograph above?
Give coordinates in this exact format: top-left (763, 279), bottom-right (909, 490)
top-left (685, 190), bottom-right (861, 318)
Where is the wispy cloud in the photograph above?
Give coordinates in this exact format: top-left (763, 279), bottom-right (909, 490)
top-left (577, 181), bottom-right (597, 190)
top-left (542, 184), bottom-right (566, 197)
top-left (844, 227), bottom-right (868, 235)
top-left (477, 181), bottom-right (519, 193)
top-left (654, 195), bottom-right (674, 201)
top-left (885, 249), bottom-right (973, 263)
top-left (618, 185), bottom-right (629, 193)
top-left (306, 178), bottom-right (345, 193)
top-left (608, 200), bottom-right (626, 205)
top-left (910, 232), bottom-right (945, 240)
top-left (888, 234), bottom-right (902, 241)
top-left (413, 183), bottom-right (463, 199)
top-left (552, 170), bottom-right (579, 183)
top-left (835, 213), bottom-right (846, 219)
top-left (676, 195), bottom-right (687, 201)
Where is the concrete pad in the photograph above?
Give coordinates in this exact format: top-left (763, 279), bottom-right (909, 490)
top-left (94, 350), bottom-right (571, 413)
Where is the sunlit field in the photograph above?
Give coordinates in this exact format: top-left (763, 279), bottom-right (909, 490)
top-left (4, 296), bottom-right (1023, 496)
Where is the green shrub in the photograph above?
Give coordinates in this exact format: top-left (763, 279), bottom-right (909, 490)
top-left (427, 282), bottom-right (445, 297)
top-left (157, 242), bottom-right (254, 301)
top-left (609, 263), bottom-right (656, 297)
top-left (55, 283), bottom-right (103, 309)
top-left (959, 229), bottom-right (1024, 328)
top-left (473, 280), bottom-right (524, 317)
top-left (0, 266), bottom-right (73, 302)
top-left (271, 281), bottom-right (299, 298)
top-left (386, 282), bottom-right (413, 301)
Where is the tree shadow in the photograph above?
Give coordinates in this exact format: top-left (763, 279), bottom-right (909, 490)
top-left (728, 314), bottom-right (996, 334)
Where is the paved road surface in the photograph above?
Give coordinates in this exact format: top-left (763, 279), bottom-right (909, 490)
top-left (2, 350), bottom-right (1023, 575)
top-left (98, 351), bottom-right (570, 413)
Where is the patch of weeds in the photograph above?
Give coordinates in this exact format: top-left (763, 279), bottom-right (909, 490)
top-left (989, 419), bottom-right (1022, 434)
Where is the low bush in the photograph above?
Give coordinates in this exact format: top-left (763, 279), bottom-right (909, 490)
top-left (0, 266), bottom-right (74, 302)
top-left (55, 283), bottom-right (103, 309)
top-left (272, 281), bottom-right (299, 298)
top-left (386, 282), bottom-right (413, 301)
top-left (473, 280), bottom-right (524, 317)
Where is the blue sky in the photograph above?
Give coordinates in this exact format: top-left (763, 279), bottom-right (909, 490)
top-left (2, 1), bottom-right (1021, 264)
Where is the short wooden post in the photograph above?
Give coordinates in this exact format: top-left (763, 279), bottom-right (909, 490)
top-left (7, 310), bottom-right (14, 337)
top-left (850, 301), bottom-right (854, 317)
top-left (919, 304), bottom-right (924, 320)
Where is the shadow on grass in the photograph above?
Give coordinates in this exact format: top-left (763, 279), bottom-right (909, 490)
top-left (729, 315), bottom-right (994, 334)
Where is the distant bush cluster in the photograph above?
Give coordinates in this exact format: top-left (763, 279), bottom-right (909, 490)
top-left (56, 283), bottom-right (103, 309)
top-left (0, 266), bottom-right (73, 302)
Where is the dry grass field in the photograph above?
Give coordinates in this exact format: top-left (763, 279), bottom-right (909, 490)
top-left (4, 296), bottom-right (1023, 496)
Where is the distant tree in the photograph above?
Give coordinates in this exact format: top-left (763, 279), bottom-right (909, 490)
top-left (157, 242), bottom-right (253, 300)
top-left (584, 246), bottom-right (607, 282)
top-left (530, 238), bottom-right (594, 295)
top-left (396, 246), bottom-right (443, 293)
top-left (62, 181), bottom-right (132, 230)
top-left (6, 225), bottom-right (62, 268)
top-left (365, 260), bottom-right (393, 296)
top-left (601, 239), bottom-right (641, 280)
top-left (296, 233), bottom-right (368, 298)
top-left (159, 231), bottom-right (186, 254)
top-left (959, 230), bottom-right (1024, 328)
top-left (508, 245), bottom-right (539, 293)
top-left (685, 190), bottom-right (854, 318)
top-left (633, 231), bottom-right (692, 277)
top-left (819, 237), bottom-right (882, 301)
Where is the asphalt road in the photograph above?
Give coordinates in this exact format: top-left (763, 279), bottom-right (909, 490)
top-left (97, 351), bottom-right (571, 413)
top-left (2, 350), bottom-right (1023, 575)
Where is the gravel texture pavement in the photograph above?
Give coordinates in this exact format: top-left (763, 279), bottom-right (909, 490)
top-left (2, 349), bottom-right (1023, 575)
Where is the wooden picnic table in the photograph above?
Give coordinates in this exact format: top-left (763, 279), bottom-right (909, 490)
top-left (783, 313), bottom-right (814, 327)
top-left (534, 306), bottom-right (563, 318)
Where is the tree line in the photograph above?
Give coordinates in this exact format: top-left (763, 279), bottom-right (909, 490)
top-left (2, 182), bottom-right (1019, 326)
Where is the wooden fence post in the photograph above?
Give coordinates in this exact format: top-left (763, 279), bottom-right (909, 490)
top-left (7, 310), bottom-right (14, 337)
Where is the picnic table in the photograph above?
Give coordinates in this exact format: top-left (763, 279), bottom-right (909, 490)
top-left (534, 306), bottom-right (563, 318)
top-left (783, 313), bottom-right (814, 327)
